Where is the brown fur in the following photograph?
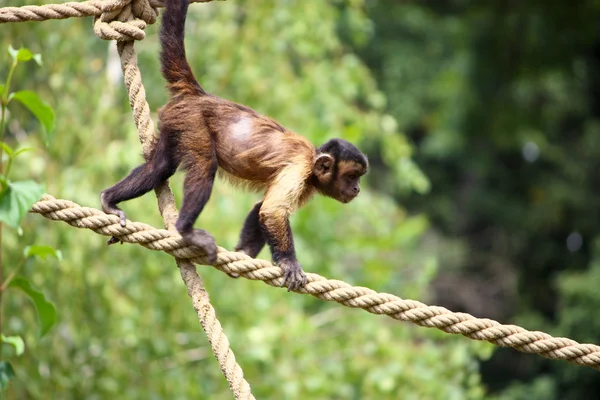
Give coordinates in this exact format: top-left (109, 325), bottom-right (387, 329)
top-left (100, 0), bottom-right (368, 291)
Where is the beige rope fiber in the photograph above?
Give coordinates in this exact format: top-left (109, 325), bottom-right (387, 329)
top-left (29, 195), bottom-right (600, 371)
top-left (0, 0), bottom-right (214, 24)
top-left (2, 0), bottom-right (253, 398)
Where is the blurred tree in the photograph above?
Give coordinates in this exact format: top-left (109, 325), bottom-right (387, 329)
top-left (357, 0), bottom-right (600, 397)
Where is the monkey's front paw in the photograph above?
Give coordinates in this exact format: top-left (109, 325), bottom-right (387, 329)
top-left (182, 229), bottom-right (218, 264)
top-left (278, 260), bottom-right (308, 292)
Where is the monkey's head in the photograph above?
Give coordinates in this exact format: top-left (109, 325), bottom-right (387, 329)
top-left (312, 138), bottom-right (368, 203)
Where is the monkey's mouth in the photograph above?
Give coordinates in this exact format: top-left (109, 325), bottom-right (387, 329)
top-left (342, 193), bottom-right (358, 203)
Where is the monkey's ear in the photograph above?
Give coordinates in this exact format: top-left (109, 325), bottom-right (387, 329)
top-left (314, 154), bottom-right (334, 178)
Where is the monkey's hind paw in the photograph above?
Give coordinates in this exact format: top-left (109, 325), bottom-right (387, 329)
top-left (107, 236), bottom-right (123, 245)
top-left (181, 229), bottom-right (218, 265)
top-left (100, 193), bottom-right (128, 227)
top-left (106, 209), bottom-right (126, 227)
top-left (279, 260), bottom-right (308, 292)
top-left (104, 209), bottom-right (126, 227)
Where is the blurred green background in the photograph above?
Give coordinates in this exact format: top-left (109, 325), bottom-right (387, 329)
top-left (1, 0), bottom-right (600, 398)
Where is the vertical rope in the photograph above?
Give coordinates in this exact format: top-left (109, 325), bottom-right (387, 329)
top-left (116, 36), bottom-right (254, 400)
top-left (97, 0), bottom-right (255, 397)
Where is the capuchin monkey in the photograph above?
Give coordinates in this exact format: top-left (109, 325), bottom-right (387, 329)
top-left (101, 0), bottom-right (368, 291)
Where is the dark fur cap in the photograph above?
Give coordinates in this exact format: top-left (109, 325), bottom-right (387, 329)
top-left (317, 138), bottom-right (368, 169)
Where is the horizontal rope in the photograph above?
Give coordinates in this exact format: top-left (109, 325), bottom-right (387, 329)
top-left (30, 194), bottom-right (600, 371)
top-left (0, 0), bottom-right (218, 24)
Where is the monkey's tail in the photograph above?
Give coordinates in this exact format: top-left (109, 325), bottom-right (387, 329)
top-left (159, 0), bottom-right (206, 97)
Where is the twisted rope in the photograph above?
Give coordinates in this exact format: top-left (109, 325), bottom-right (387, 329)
top-left (30, 195), bottom-right (600, 371)
top-left (0, 0), bottom-right (217, 24)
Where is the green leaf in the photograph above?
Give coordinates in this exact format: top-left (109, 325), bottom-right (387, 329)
top-left (0, 180), bottom-right (45, 228)
top-left (13, 47), bottom-right (34, 63)
top-left (0, 362), bottom-right (15, 390)
top-left (13, 147), bottom-right (33, 158)
top-left (0, 142), bottom-right (14, 158)
top-left (11, 91), bottom-right (55, 145)
top-left (33, 54), bottom-right (42, 66)
top-left (1, 335), bottom-right (24, 356)
top-left (16, 48), bottom-right (33, 62)
top-left (7, 45), bottom-right (18, 61)
top-left (9, 277), bottom-right (57, 337)
top-left (0, 83), bottom-right (5, 98)
top-left (24, 245), bottom-right (62, 262)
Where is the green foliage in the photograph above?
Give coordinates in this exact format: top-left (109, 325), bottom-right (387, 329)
top-left (8, 277), bottom-right (57, 338)
top-left (1, 335), bottom-right (24, 357)
top-left (0, 180), bottom-right (44, 228)
top-left (1, 46), bottom-right (53, 144)
top-left (491, 377), bottom-right (556, 400)
top-left (24, 245), bottom-right (62, 262)
top-left (0, 43), bottom-right (59, 391)
top-left (0, 361), bottom-right (15, 390)
top-left (8, 45), bottom-right (42, 65)
top-left (11, 91), bottom-right (55, 145)
top-left (359, 0), bottom-right (600, 397)
top-left (0, 1), bottom-right (488, 398)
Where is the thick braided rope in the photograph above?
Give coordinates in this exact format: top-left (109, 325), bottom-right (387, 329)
top-left (0, 0), bottom-right (217, 24)
top-left (30, 196), bottom-right (600, 372)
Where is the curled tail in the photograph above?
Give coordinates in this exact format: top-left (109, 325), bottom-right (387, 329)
top-left (160, 0), bottom-right (206, 97)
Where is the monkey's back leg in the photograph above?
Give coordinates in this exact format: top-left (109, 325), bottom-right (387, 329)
top-left (236, 201), bottom-right (266, 258)
top-left (101, 131), bottom-right (180, 226)
top-left (225, 200), bottom-right (266, 278)
top-left (174, 134), bottom-right (219, 264)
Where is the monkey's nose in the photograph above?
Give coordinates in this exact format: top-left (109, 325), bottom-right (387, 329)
top-left (353, 186), bottom-right (360, 194)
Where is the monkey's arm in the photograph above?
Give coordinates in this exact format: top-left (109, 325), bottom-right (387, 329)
top-left (258, 165), bottom-right (310, 291)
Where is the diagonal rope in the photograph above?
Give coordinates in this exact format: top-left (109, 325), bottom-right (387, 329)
top-left (30, 195), bottom-right (600, 372)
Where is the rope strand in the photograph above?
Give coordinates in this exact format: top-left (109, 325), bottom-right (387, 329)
top-left (30, 195), bottom-right (600, 371)
top-left (0, 0), bottom-right (220, 24)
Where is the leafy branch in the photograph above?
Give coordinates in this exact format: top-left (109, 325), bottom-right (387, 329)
top-left (0, 45), bottom-right (59, 390)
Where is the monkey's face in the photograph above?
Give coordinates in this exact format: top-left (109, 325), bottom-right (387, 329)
top-left (332, 160), bottom-right (365, 203)
top-left (314, 139), bottom-right (368, 203)
top-left (313, 155), bottom-right (367, 203)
